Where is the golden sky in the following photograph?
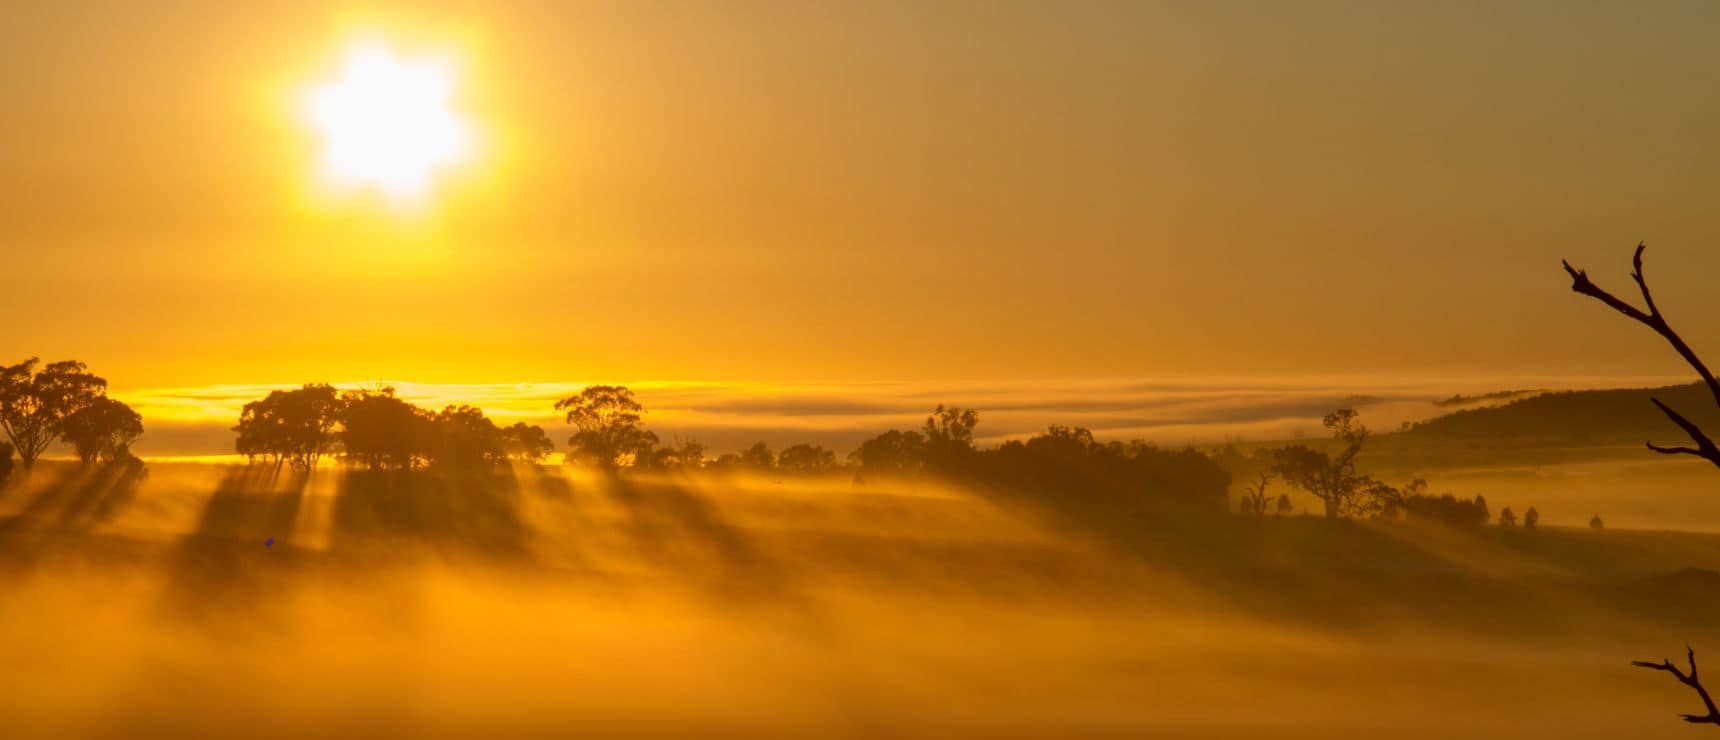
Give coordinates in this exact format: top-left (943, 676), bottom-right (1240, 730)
top-left (3, 0), bottom-right (1719, 395)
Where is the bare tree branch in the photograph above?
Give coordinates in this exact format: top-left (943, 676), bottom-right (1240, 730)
top-left (1564, 244), bottom-right (1720, 470)
top-left (1647, 443), bottom-right (1704, 457)
top-left (1646, 398), bottom-right (1720, 471)
top-left (1634, 647), bottom-right (1720, 725)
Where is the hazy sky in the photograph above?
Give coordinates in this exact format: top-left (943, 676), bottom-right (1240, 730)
top-left (3, 0), bottom-right (1718, 392)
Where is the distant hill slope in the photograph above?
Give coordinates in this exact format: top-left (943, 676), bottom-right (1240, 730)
top-left (1403, 382), bottom-right (1720, 444)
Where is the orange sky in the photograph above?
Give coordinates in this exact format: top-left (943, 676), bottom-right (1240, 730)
top-left (3, 0), bottom-right (1719, 394)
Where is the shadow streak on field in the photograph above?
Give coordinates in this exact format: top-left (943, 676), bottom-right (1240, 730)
top-left (0, 461), bottom-right (150, 554)
top-left (160, 468), bottom-right (309, 614)
top-left (947, 465), bottom-right (1720, 638)
top-left (327, 466), bottom-right (531, 562)
top-left (598, 474), bottom-right (785, 596)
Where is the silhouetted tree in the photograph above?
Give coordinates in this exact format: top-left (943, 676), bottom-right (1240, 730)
top-left (1240, 471), bottom-right (1275, 517)
top-left (0, 441), bottom-right (13, 484)
top-left (1377, 478), bottom-right (1425, 520)
top-left (971, 425), bottom-right (1229, 514)
top-left (1591, 514), bottom-right (1605, 530)
top-left (707, 452), bottom-right (744, 472)
top-left (777, 443), bottom-right (837, 473)
top-left (638, 438), bottom-right (707, 471)
top-left (0, 358), bottom-right (107, 470)
top-left (1523, 506), bottom-right (1539, 529)
top-left (1271, 409), bottom-right (1384, 519)
top-left (1498, 506), bottom-right (1516, 527)
top-left (1567, 248), bottom-right (1720, 727)
top-left (554, 385), bottom-right (657, 469)
top-left (1362, 478), bottom-right (1403, 520)
top-left (923, 404), bottom-right (979, 463)
top-left (60, 397), bottom-right (143, 466)
top-left (671, 439), bottom-right (706, 469)
top-left (499, 422), bottom-right (555, 463)
top-left (852, 429), bottom-right (926, 475)
top-left (1564, 245), bottom-right (1720, 471)
top-left (233, 384), bottom-right (342, 473)
top-left (341, 388), bottom-right (432, 470)
top-left (1274, 493), bottom-right (1293, 517)
top-left (1399, 491), bottom-right (1490, 527)
top-left (1020, 424), bottom-right (1095, 457)
top-left (739, 441), bottom-right (774, 470)
top-left (428, 405), bottom-right (507, 468)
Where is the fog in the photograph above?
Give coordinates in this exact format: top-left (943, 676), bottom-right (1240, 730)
top-left (2, 462), bottom-right (1717, 738)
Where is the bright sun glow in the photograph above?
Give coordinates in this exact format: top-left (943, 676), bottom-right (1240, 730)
top-left (307, 44), bottom-right (469, 199)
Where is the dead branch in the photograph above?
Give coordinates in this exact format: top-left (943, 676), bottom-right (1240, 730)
top-left (1563, 244), bottom-right (1720, 471)
top-left (1634, 646), bottom-right (1720, 726)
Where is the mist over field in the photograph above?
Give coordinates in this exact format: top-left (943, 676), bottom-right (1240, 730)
top-left (9, 0), bottom-right (1720, 736)
top-left (3, 460), bottom-right (1719, 739)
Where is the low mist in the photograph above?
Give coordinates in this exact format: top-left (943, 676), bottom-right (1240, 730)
top-left (2, 462), bottom-right (1717, 738)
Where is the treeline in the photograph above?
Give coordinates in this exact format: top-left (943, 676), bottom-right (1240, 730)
top-left (226, 384), bottom-right (1234, 514)
top-left (233, 384), bottom-right (554, 472)
top-left (1216, 408), bottom-right (1559, 528)
top-left (0, 358), bottom-right (145, 484)
top-left (0, 358), bottom-right (1568, 529)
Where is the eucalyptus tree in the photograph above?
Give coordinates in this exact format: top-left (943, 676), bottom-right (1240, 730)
top-left (0, 358), bottom-right (108, 469)
top-left (61, 397), bottom-right (144, 466)
top-left (553, 385), bottom-right (658, 468)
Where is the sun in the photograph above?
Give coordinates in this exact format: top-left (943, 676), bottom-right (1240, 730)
top-left (306, 44), bottom-right (470, 199)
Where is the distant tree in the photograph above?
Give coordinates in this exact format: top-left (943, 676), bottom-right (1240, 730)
top-left (1590, 514), bottom-right (1605, 530)
top-left (1378, 478), bottom-right (1429, 520)
top-left (707, 452), bottom-right (744, 472)
top-left (60, 397), bottom-right (144, 466)
top-left (1564, 245), bottom-right (1720, 471)
top-left (233, 384), bottom-right (342, 473)
top-left (428, 405), bottom-right (507, 468)
top-left (1363, 478), bottom-right (1403, 519)
top-left (1240, 471), bottom-right (1275, 517)
top-left (739, 441), bottom-right (775, 470)
top-left (1523, 506), bottom-right (1539, 529)
top-left (554, 385), bottom-right (658, 469)
top-left (1498, 506), bottom-right (1517, 527)
top-left (1271, 408), bottom-right (1383, 519)
top-left (923, 405), bottom-right (979, 461)
top-left (981, 426), bottom-right (1229, 513)
top-left (341, 388), bottom-right (433, 470)
top-left (1028, 425), bottom-right (1097, 457)
top-left (638, 438), bottom-right (707, 471)
top-left (1274, 493), bottom-right (1293, 517)
top-left (852, 429), bottom-right (926, 475)
top-left (666, 438), bottom-right (708, 469)
top-left (0, 358), bottom-right (107, 470)
top-left (671, 439), bottom-right (706, 469)
top-left (1400, 491), bottom-right (1490, 527)
top-left (778, 443), bottom-right (837, 473)
top-left (499, 423), bottom-right (555, 463)
top-left (0, 441), bottom-right (13, 484)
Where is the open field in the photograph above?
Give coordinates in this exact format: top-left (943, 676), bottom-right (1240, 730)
top-left (3, 461), bottom-right (1719, 738)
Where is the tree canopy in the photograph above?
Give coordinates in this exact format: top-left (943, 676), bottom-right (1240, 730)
top-left (555, 385), bottom-right (658, 469)
top-left (60, 397), bottom-right (144, 466)
top-left (0, 358), bottom-right (109, 469)
top-left (233, 384), bottom-right (342, 473)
